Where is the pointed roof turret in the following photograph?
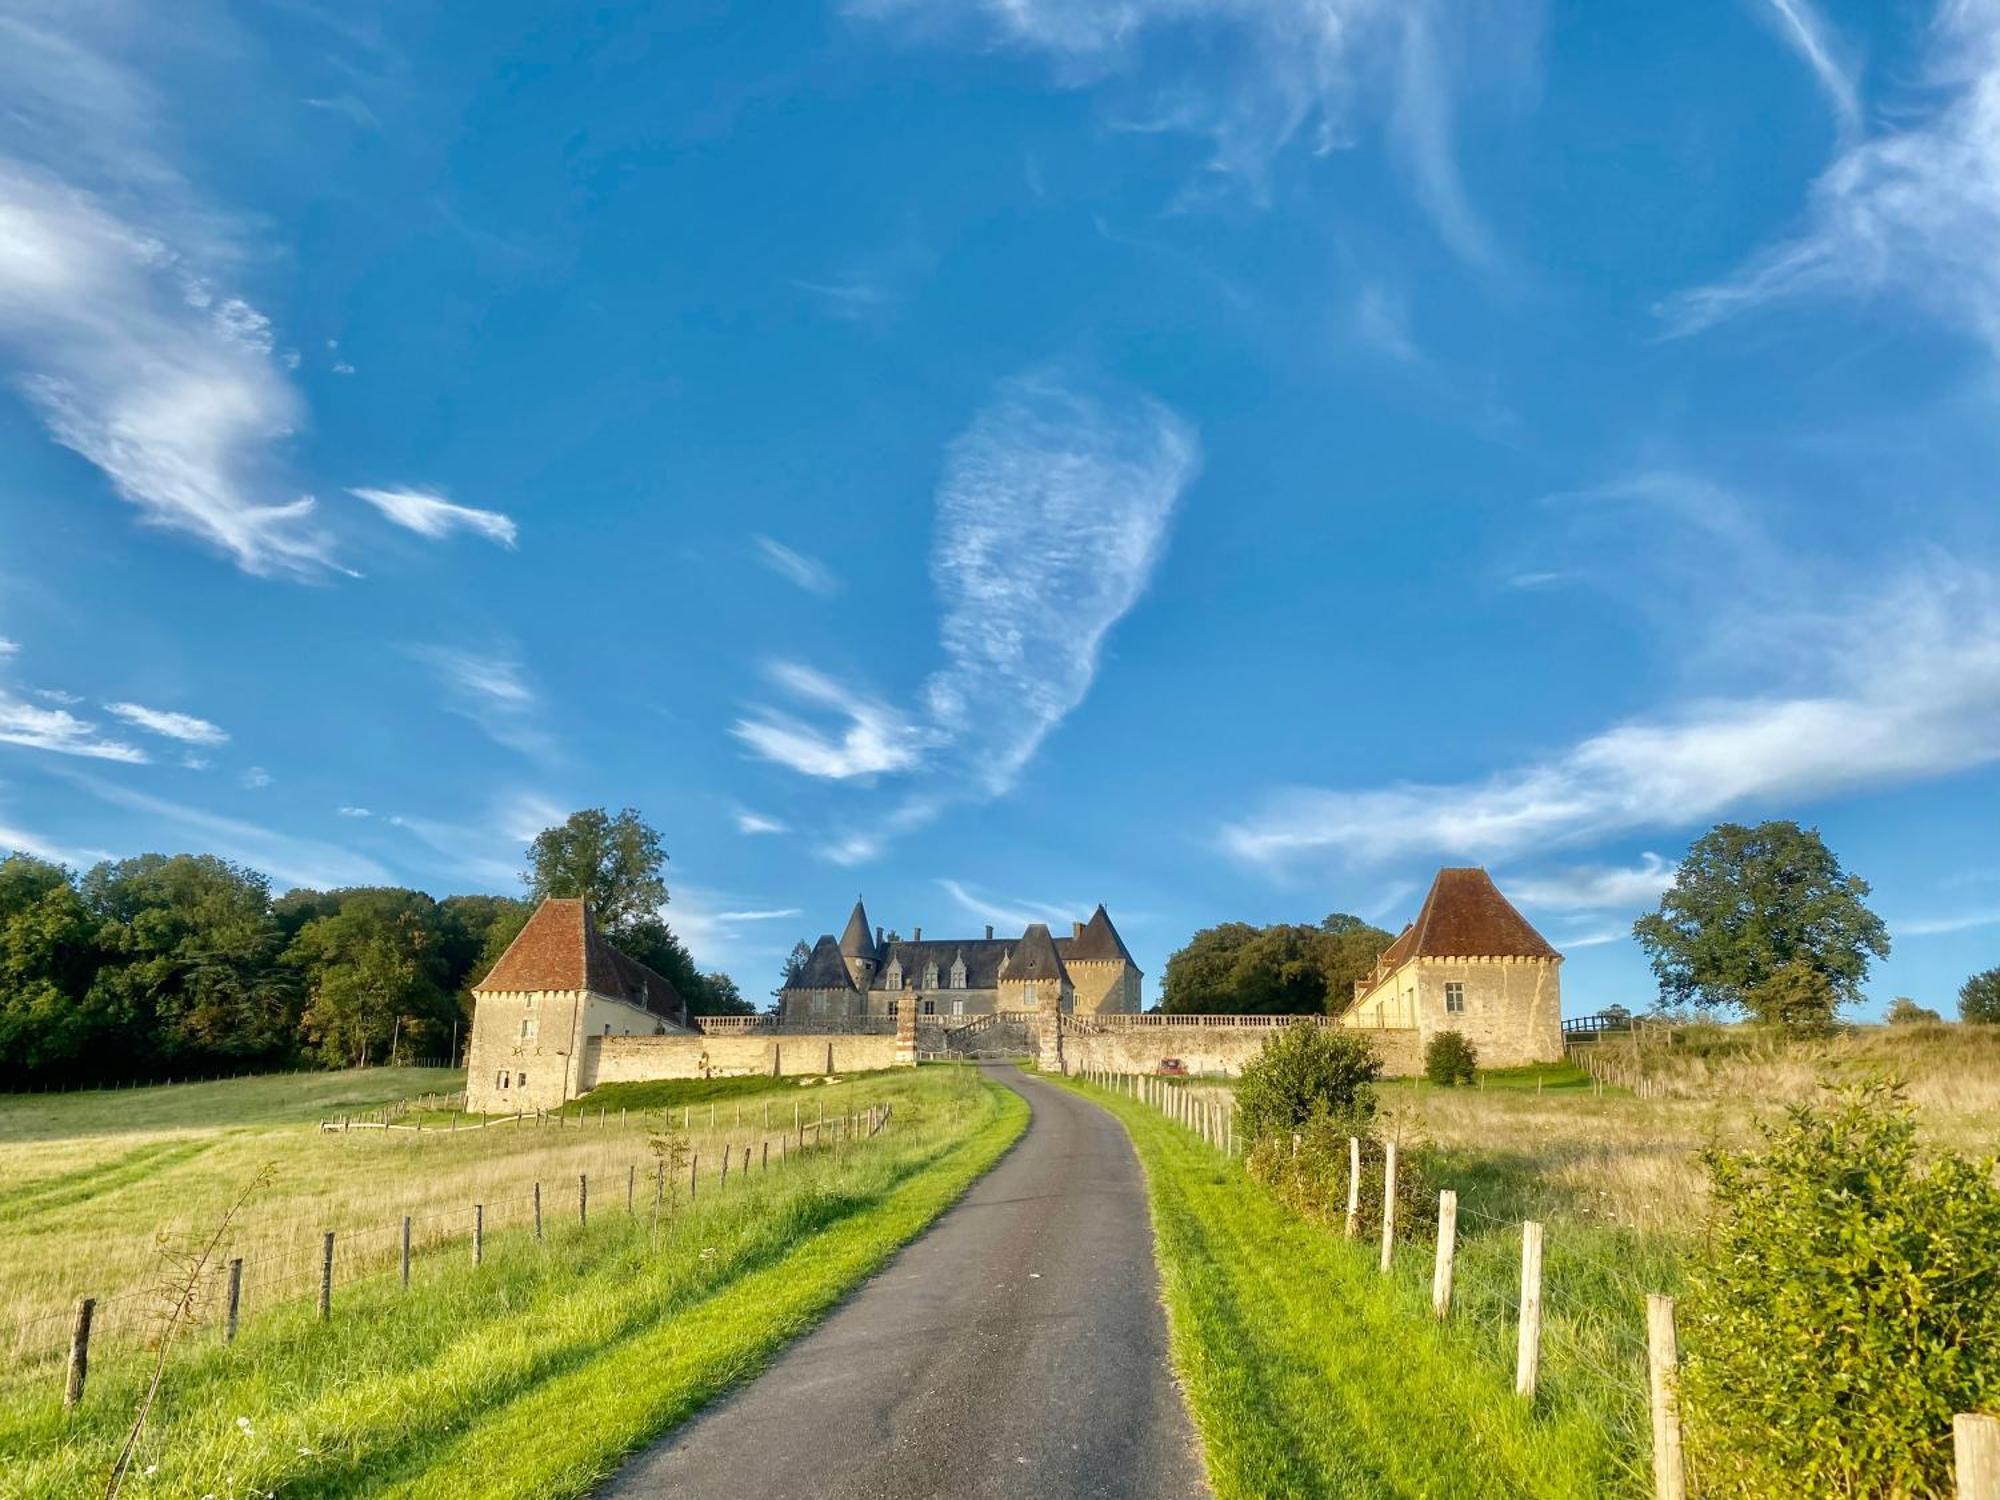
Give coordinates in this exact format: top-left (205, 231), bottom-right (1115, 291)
top-left (839, 898), bottom-right (877, 960)
top-left (795, 934), bottom-right (859, 990)
top-left (1006, 922), bottom-right (1069, 982)
top-left (475, 898), bottom-right (685, 1020)
top-left (1066, 903), bottom-right (1136, 966)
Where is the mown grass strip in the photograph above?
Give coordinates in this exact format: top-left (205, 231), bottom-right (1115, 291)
top-left (1060, 1074), bottom-right (1632, 1499)
top-left (0, 1067), bottom-right (1027, 1499)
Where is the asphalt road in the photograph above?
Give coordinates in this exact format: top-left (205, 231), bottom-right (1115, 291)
top-left (600, 1063), bottom-right (1211, 1500)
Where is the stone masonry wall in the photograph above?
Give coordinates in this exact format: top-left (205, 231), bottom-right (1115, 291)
top-left (586, 1031), bottom-right (902, 1087)
top-left (1408, 958), bottom-right (1562, 1069)
top-left (1057, 1022), bottom-right (1423, 1079)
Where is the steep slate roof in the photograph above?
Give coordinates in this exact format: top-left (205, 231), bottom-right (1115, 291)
top-left (1376, 869), bottom-right (1560, 968)
top-left (838, 900), bottom-right (877, 961)
top-left (1065, 903), bottom-right (1136, 965)
top-left (476, 898), bottom-right (686, 1019)
top-left (796, 934), bottom-right (858, 990)
top-left (1006, 923), bottom-right (1070, 982)
top-left (878, 939), bottom-right (1013, 990)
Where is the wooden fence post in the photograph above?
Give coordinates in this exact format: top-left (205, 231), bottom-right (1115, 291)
top-left (1647, 1294), bottom-right (1687, 1500)
top-left (1957, 1414), bottom-right (2000, 1500)
top-left (579, 1173), bottom-right (588, 1228)
top-left (1432, 1191), bottom-right (1458, 1319)
top-left (1516, 1221), bottom-right (1544, 1401)
top-left (401, 1217), bottom-right (412, 1287)
top-left (628, 1164), bottom-right (636, 1214)
top-left (763, 1140), bottom-right (770, 1170)
top-left (319, 1231), bottom-right (334, 1321)
top-left (225, 1257), bottom-right (244, 1341)
top-left (474, 1204), bottom-right (484, 1266)
top-left (690, 1154), bottom-right (698, 1199)
top-left (533, 1182), bottom-right (543, 1241)
top-left (1345, 1137), bottom-right (1361, 1239)
top-left (1379, 1140), bottom-right (1399, 1273)
top-left (63, 1297), bottom-right (93, 1410)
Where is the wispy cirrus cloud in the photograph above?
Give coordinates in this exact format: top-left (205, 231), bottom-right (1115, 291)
top-left (734, 809), bottom-right (789, 835)
top-left (850, 0), bottom-right (1524, 263)
top-left (752, 536), bottom-right (841, 597)
top-left (58, 770), bottom-right (392, 889)
top-left (1663, 0), bottom-right (1999, 349)
top-left (733, 662), bottom-right (933, 780)
top-left (103, 701), bottom-right (229, 746)
top-left (0, 690), bottom-right (147, 762)
top-left (1222, 562), bottom-right (2000, 870)
top-left (736, 368), bottom-right (1197, 862)
top-left (349, 488), bottom-right (519, 548)
top-left (0, 9), bottom-right (339, 578)
top-left (409, 645), bottom-right (554, 759)
top-left (1755, 0), bottom-right (1861, 134)
top-left (938, 878), bottom-right (1083, 933)
top-left (1503, 854), bottom-right (1673, 912)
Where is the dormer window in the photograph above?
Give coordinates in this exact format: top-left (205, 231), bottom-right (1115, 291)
top-left (885, 962), bottom-right (903, 991)
top-left (949, 956), bottom-right (967, 989)
top-left (922, 961), bottom-right (939, 989)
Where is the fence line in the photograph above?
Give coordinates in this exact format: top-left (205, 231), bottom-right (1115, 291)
top-left (11, 1099), bottom-right (896, 1395)
top-left (1067, 1066), bottom-right (1995, 1500)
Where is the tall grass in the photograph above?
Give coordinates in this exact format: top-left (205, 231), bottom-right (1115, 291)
top-left (0, 1063), bottom-right (1025, 1498)
top-left (0, 1065), bottom-right (920, 1363)
top-left (1063, 1073), bottom-right (1639, 1498)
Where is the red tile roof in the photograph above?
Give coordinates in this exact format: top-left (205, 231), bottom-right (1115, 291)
top-left (475, 898), bottom-right (685, 1020)
top-left (1359, 869), bottom-right (1559, 997)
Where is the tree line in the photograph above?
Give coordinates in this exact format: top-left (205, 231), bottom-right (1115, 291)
top-left (0, 806), bottom-right (746, 1087)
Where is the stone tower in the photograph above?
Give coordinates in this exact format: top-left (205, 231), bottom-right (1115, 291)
top-left (839, 898), bottom-right (880, 990)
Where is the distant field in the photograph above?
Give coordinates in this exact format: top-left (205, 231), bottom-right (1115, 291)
top-left (0, 1062), bottom-right (1023, 1498)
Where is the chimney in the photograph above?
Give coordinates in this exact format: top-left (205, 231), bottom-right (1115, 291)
top-left (985, 924), bottom-right (994, 940)
top-left (876, 925), bottom-right (883, 947)
top-left (913, 926), bottom-right (922, 942)
top-left (1073, 921), bottom-right (1084, 940)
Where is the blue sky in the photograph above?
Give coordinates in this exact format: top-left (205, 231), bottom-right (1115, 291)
top-left (2, 0), bottom-right (1998, 1017)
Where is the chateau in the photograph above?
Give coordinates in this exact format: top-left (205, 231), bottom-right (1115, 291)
top-left (1341, 867), bottom-right (1563, 1069)
top-left (779, 899), bottom-right (1143, 1024)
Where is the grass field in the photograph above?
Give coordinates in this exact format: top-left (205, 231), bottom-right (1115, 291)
top-left (1061, 1072), bottom-right (1653, 1499)
top-left (0, 1063), bottom-right (1027, 1498)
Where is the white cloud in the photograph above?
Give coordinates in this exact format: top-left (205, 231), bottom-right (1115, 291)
top-left (0, 689), bottom-right (147, 762)
top-left (1223, 563), bottom-right (2000, 869)
top-left (733, 661), bottom-right (933, 781)
top-left (1755, 0), bottom-right (1861, 134)
top-left (103, 701), bottom-right (229, 746)
top-left (57, 770), bottom-right (392, 890)
top-left (1505, 854), bottom-right (1674, 911)
top-left (938, 878), bottom-right (1082, 933)
top-left (752, 535), bottom-right (841, 597)
top-left (240, 765), bottom-right (271, 790)
top-left (180, 753), bottom-right (210, 771)
top-left (0, 638), bottom-right (16, 656)
top-left (32, 687), bottom-right (82, 706)
top-left (1555, 929), bottom-right (1628, 949)
top-left (734, 809), bottom-right (789, 835)
top-left (852, 0), bottom-right (1521, 261)
top-left (409, 645), bottom-right (553, 758)
top-left (1663, 2), bottom-right (2000, 351)
top-left (386, 791), bottom-right (564, 887)
top-left (349, 487), bottom-right (518, 548)
top-left (336, 805), bottom-right (373, 818)
top-left (1895, 907), bottom-right (2000, 937)
top-left (737, 370), bottom-right (1196, 860)
top-left (0, 163), bottom-right (332, 577)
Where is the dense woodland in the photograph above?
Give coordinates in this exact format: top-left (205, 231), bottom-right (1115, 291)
top-left (0, 807), bottom-right (747, 1087)
top-left (1160, 914), bottom-right (1394, 1015)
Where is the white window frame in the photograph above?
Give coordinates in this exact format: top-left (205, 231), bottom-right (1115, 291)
top-left (1444, 981), bottom-right (1466, 1014)
top-left (951, 998), bottom-right (964, 1018)
top-left (520, 1016), bottom-right (536, 1040)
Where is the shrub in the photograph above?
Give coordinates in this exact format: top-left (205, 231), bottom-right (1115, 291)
top-left (1743, 959), bottom-right (1840, 1035)
top-left (1423, 1029), bottom-right (1478, 1086)
top-left (1234, 1020), bottom-right (1381, 1143)
top-left (1962, 967), bottom-right (2000, 1025)
top-left (1679, 1081), bottom-right (2000, 1497)
top-left (1885, 995), bottom-right (1943, 1026)
top-left (1245, 1112), bottom-right (1437, 1242)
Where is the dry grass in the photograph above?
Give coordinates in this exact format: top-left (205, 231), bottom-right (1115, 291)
top-left (1377, 1025), bottom-right (2000, 1236)
top-left (0, 1065), bottom-right (919, 1367)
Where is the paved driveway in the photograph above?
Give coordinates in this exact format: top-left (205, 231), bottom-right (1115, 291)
top-left (600, 1063), bottom-right (1210, 1500)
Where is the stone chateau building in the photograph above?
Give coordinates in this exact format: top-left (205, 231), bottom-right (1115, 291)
top-left (1342, 867), bottom-right (1562, 1068)
top-left (466, 898), bottom-right (693, 1112)
top-left (780, 899), bottom-right (1143, 1023)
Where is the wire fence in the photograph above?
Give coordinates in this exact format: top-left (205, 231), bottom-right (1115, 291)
top-left (1073, 1065), bottom-right (2000, 1500)
top-left (9, 1097), bottom-right (896, 1408)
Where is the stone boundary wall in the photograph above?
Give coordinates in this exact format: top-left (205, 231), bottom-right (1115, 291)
top-left (585, 1031), bottom-right (902, 1087)
top-left (1057, 1022), bottom-right (1423, 1079)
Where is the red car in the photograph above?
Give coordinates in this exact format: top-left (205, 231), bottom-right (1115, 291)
top-left (1156, 1059), bottom-right (1187, 1076)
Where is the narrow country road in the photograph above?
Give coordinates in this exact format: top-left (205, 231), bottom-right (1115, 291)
top-left (600, 1063), bottom-right (1211, 1500)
